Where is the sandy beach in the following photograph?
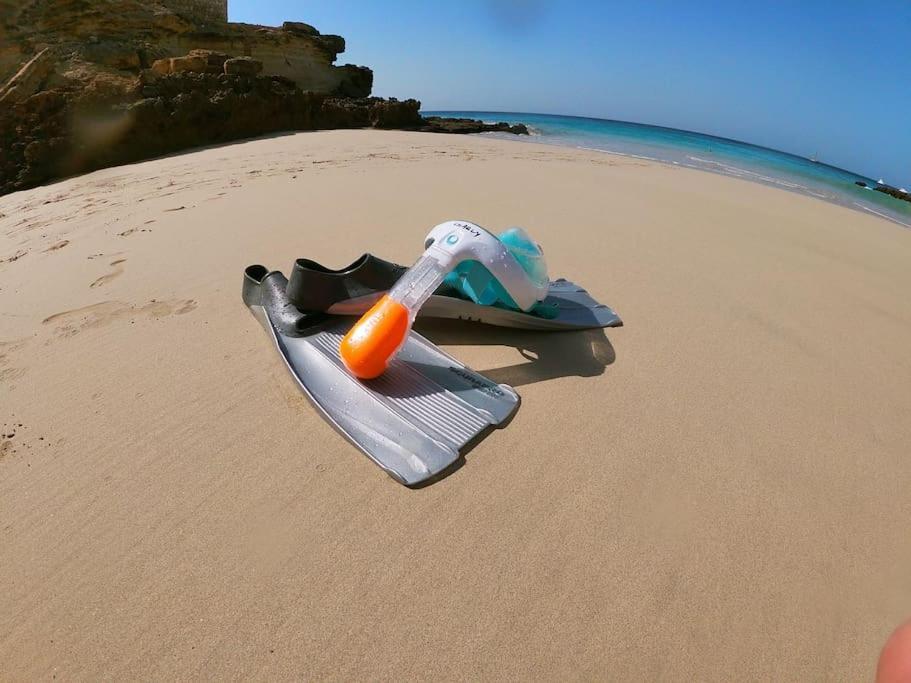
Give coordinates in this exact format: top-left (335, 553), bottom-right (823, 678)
top-left (1, 130), bottom-right (910, 679)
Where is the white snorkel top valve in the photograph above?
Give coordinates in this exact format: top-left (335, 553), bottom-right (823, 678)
top-left (340, 220), bottom-right (549, 379)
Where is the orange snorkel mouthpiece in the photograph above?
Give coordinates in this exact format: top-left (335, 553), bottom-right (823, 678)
top-left (339, 295), bottom-right (410, 379)
top-left (339, 220), bottom-right (548, 380)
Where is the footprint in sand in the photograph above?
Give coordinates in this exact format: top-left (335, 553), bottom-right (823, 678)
top-left (44, 240), bottom-right (69, 252)
top-left (89, 259), bottom-right (127, 288)
top-left (1, 250), bottom-right (27, 264)
top-left (0, 365), bottom-right (26, 382)
top-left (0, 339), bottom-right (28, 382)
top-left (42, 298), bottom-right (198, 338)
top-left (117, 227), bottom-right (152, 237)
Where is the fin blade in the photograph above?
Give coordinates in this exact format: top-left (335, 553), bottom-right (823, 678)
top-left (258, 307), bottom-right (518, 485)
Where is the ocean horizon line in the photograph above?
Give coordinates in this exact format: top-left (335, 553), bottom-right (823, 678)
top-left (422, 109), bottom-right (911, 229)
top-left (422, 109), bottom-right (879, 183)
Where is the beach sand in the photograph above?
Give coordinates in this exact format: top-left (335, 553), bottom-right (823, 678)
top-left (1, 130), bottom-right (910, 680)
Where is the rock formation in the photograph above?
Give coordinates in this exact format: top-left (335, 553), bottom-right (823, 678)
top-left (0, 67), bottom-right (426, 196)
top-left (873, 184), bottom-right (911, 204)
top-left (0, 1), bottom-right (527, 196)
top-left (421, 117), bottom-right (529, 135)
top-left (857, 181), bottom-right (911, 204)
top-left (0, 0), bottom-right (371, 97)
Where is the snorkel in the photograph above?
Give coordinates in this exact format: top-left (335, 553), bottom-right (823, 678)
top-left (340, 220), bottom-right (549, 379)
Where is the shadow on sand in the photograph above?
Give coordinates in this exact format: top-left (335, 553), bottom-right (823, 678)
top-left (407, 319), bottom-right (617, 488)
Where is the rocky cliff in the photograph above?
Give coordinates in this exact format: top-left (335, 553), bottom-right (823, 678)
top-left (0, 1), bottom-right (372, 100)
top-left (0, 1), bottom-right (526, 196)
top-left (164, 0), bottom-right (228, 26)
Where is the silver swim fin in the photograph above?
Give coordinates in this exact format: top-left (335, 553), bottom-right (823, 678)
top-left (242, 265), bottom-right (520, 486)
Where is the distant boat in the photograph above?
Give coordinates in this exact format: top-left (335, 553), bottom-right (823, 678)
top-left (810, 152), bottom-right (819, 163)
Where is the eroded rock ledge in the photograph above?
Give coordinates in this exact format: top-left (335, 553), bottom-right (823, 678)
top-left (421, 117), bottom-right (529, 136)
top-left (0, 1), bottom-right (372, 98)
top-left (874, 185), bottom-right (911, 204)
top-left (0, 69), bottom-right (428, 196)
top-left (0, 3), bottom-right (529, 196)
top-left (855, 180), bottom-right (911, 205)
top-left (0, 63), bottom-right (529, 196)
top-left (421, 116), bottom-right (529, 135)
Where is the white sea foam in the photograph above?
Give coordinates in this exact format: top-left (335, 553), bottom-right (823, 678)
top-left (686, 155), bottom-right (809, 191)
top-left (467, 120), bottom-right (908, 228)
top-left (576, 146), bottom-right (662, 163)
top-left (853, 202), bottom-right (911, 227)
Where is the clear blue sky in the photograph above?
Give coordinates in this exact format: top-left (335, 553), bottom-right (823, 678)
top-left (230, 1), bottom-right (911, 186)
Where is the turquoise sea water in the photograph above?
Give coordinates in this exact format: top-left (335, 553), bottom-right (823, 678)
top-left (424, 111), bottom-right (911, 229)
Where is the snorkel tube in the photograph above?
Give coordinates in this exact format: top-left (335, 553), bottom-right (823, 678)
top-left (340, 220), bottom-right (549, 379)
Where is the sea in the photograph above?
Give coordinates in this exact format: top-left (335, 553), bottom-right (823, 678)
top-left (423, 111), bottom-right (911, 229)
